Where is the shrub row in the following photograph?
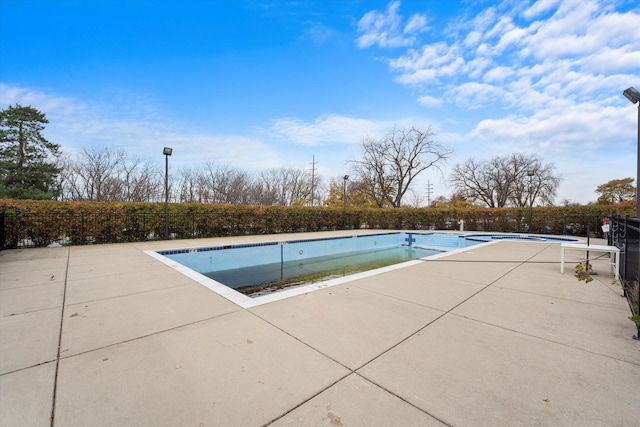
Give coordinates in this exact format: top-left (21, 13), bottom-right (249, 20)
top-left (1, 199), bottom-right (634, 248)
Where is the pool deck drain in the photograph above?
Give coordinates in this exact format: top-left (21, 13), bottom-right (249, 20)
top-left (1, 230), bottom-right (638, 426)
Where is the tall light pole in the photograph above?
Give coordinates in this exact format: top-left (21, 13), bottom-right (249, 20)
top-left (623, 86), bottom-right (640, 218)
top-left (343, 175), bottom-right (349, 229)
top-left (163, 147), bottom-right (173, 239)
top-left (527, 170), bottom-right (534, 233)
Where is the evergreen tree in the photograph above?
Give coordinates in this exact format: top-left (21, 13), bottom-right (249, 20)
top-left (0, 104), bottom-right (61, 199)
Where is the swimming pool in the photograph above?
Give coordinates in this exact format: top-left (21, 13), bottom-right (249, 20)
top-left (147, 231), bottom-right (580, 308)
top-left (148, 232), bottom-right (483, 308)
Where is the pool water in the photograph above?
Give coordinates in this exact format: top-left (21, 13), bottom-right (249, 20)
top-left (205, 246), bottom-right (439, 297)
top-left (149, 231), bottom-right (580, 307)
top-left (154, 232), bottom-right (480, 302)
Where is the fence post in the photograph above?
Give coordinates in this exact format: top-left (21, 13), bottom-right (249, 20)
top-left (0, 212), bottom-right (4, 250)
top-left (142, 212), bottom-right (147, 241)
top-left (624, 216), bottom-right (629, 292)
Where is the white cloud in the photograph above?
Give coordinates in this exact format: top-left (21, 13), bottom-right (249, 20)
top-left (379, 0), bottom-right (640, 118)
top-left (463, 30), bottom-right (482, 48)
top-left (303, 22), bottom-right (334, 46)
top-left (390, 42), bottom-right (453, 71)
top-left (0, 83), bottom-right (85, 121)
top-left (495, 26), bottom-right (527, 53)
top-left (389, 42), bottom-right (463, 86)
top-left (581, 46), bottom-right (640, 74)
top-left (266, 114), bottom-right (384, 146)
top-left (465, 101), bottom-right (636, 203)
top-left (522, 0), bottom-right (562, 19)
top-left (404, 13), bottom-right (428, 34)
top-left (521, 1), bottom-right (640, 65)
top-left (180, 134), bottom-right (282, 171)
top-left (417, 95), bottom-right (442, 107)
top-left (448, 82), bottom-right (506, 109)
top-left (470, 102), bottom-right (632, 154)
top-left (360, 0), bottom-right (638, 203)
top-left (465, 57), bottom-right (492, 79)
top-left (0, 84), bottom-right (282, 170)
top-left (394, 68), bottom-right (438, 86)
top-left (356, 0), bottom-right (427, 48)
top-left (483, 66), bottom-right (514, 83)
top-left (469, 6), bottom-right (499, 35)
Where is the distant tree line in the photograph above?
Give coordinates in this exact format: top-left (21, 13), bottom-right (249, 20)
top-left (1, 105), bottom-right (455, 207)
top-left (5, 104), bottom-right (633, 210)
top-left (55, 145), bottom-right (324, 206)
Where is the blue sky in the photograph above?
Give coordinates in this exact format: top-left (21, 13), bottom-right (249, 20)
top-left (1, 0), bottom-right (639, 204)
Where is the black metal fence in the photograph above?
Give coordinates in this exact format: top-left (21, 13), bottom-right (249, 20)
top-left (0, 210), bottom-right (344, 248)
top-left (608, 215), bottom-right (640, 340)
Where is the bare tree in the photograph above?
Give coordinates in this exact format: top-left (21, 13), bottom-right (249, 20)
top-left (259, 167), bottom-right (314, 206)
top-left (509, 154), bottom-right (560, 207)
top-left (55, 154), bottom-right (76, 201)
top-left (59, 146), bottom-right (162, 202)
top-left (450, 153), bottom-right (560, 208)
top-left (218, 167), bottom-right (254, 205)
top-left (349, 125), bottom-right (451, 208)
top-left (190, 162), bottom-right (256, 204)
top-left (177, 166), bottom-right (200, 203)
top-left (403, 188), bottom-right (425, 208)
top-left (450, 158), bottom-right (510, 208)
top-left (69, 146), bottom-right (126, 201)
top-left (118, 157), bottom-right (162, 202)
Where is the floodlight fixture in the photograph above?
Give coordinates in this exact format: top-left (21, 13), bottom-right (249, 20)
top-left (623, 87), bottom-right (640, 104)
top-left (163, 147), bottom-right (173, 156)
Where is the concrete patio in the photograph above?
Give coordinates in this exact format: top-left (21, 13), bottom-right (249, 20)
top-left (1, 230), bottom-right (638, 426)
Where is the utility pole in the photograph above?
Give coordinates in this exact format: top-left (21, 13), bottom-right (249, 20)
top-left (310, 155), bottom-right (317, 206)
top-left (426, 180), bottom-right (433, 207)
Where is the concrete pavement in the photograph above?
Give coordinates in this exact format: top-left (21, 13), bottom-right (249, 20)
top-left (1, 231), bottom-right (638, 426)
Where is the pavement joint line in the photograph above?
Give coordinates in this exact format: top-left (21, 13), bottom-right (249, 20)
top-left (246, 309), bottom-right (352, 372)
top-left (490, 285), bottom-right (631, 311)
top-left (448, 313), bottom-right (640, 367)
top-left (590, 274), bottom-right (628, 298)
top-left (2, 305), bottom-right (65, 318)
top-left (0, 281), bottom-right (65, 292)
top-left (0, 359), bottom-right (57, 377)
top-left (354, 244), bottom-right (551, 375)
top-left (352, 373), bottom-right (454, 426)
top-left (49, 245), bottom-right (71, 427)
top-left (62, 267), bottom-right (165, 281)
top-left (260, 372), bottom-right (352, 427)
top-left (52, 308), bottom-right (243, 362)
top-left (62, 282), bottom-right (192, 306)
top-left (246, 289), bottom-right (464, 427)
top-left (350, 282), bottom-right (449, 313)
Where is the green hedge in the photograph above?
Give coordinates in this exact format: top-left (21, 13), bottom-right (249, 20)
top-left (1, 199), bottom-right (634, 248)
